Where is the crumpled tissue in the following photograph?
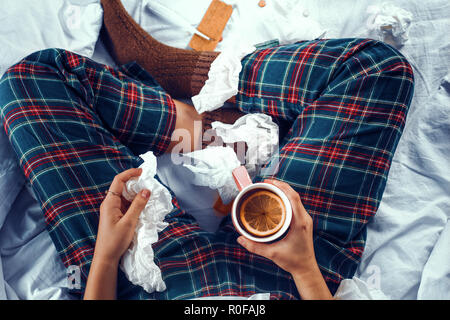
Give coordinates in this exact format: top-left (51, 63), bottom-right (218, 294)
top-left (191, 40), bottom-right (256, 114)
top-left (120, 151), bottom-right (173, 294)
top-left (366, 2), bottom-right (413, 47)
top-left (182, 146), bottom-right (241, 204)
top-left (182, 113), bottom-right (279, 204)
top-left (212, 113), bottom-right (279, 175)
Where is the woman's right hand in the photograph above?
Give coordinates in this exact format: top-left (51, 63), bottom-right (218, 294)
top-left (237, 179), bottom-right (333, 299)
top-left (237, 179), bottom-right (316, 276)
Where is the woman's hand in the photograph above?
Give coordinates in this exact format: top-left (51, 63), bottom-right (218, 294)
top-left (237, 179), bottom-right (315, 276)
top-left (94, 168), bottom-right (151, 265)
top-left (85, 168), bottom-right (150, 300)
top-left (237, 179), bottom-right (333, 299)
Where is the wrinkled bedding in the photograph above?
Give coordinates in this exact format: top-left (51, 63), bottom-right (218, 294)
top-left (0, 0), bottom-right (449, 300)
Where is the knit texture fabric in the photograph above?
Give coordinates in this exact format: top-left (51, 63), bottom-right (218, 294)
top-left (101, 0), bottom-right (219, 98)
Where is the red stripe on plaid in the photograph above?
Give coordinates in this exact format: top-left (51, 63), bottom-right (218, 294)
top-left (3, 106), bottom-right (94, 134)
top-left (313, 101), bottom-right (408, 127)
top-left (267, 99), bottom-right (281, 119)
top-left (159, 223), bottom-right (201, 242)
top-left (379, 61), bottom-right (414, 76)
top-left (250, 89), bottom-right (314, 104)
top-left (201, 288), bottom-right (262, 298)
top-left (154, 94), bottom-right (177, 155)
top-left (323, 274), bottom-right (343, 285)
top-left (23, 145), bottom-right (122, 179)
top-left (247, 48), bottom-right (273, 97)
top-left (283, 142), bottom-right (391, 172)
top-left (301, 192), bottom-right (377, 220)
top-left (62, 245), bottom-right (94, 266)
top-left (120, 82), bottom-right (138, 139)
top-left (66, 51), bottom-right (82, 68)
top-left (221, 245), bottom-right (252, 262)
top-left (340, 39), bottom-right (372, 61)
top-left (287, 41), bottom-right (319, 104)
top-left (347, 245), bottom-right (365, 257)
top-left (84, 66), bottom-right (98, 88)
top-left (6, 62), bottom-right (54, 76)
top-left (44, 191), bottom-right (104, 223)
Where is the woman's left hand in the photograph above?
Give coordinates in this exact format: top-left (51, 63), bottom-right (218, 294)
top-left (94, 168), bottom-right (151, 265)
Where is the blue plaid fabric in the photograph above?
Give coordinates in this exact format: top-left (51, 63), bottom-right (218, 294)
top-left (0, 38), bottom-right (414, 299)
top-left (237, 38), bottom-right (414, 291)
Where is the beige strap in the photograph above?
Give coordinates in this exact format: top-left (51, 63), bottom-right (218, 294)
top-left (189, 0), bottom-right (233, 51)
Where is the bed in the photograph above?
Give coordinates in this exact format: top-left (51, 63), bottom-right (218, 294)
top-left (0, 0), bottom-right (449, 300)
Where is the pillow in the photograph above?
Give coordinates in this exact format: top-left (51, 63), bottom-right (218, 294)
top-left (0, 0), bottom-right (103, 77)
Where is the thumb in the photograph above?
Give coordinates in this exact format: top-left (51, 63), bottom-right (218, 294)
top-left (122, 189), bottom-right (150, 226)
top-left (237, 236), bottom-right (269, 258)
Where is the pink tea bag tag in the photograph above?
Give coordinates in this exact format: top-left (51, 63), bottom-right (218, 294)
top-left (232, 166), bottom-right (252, 192)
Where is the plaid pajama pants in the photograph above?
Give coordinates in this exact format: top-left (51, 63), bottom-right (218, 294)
top-left (0, 38), bottom-right (414, 299)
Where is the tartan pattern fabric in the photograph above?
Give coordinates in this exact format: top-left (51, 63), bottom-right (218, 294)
top-left (236, 38), bottom-right (414, 291)
top-left (0, 38), bottom-right (414, 300)
top-left (0, 49), bottom-right (176, 297)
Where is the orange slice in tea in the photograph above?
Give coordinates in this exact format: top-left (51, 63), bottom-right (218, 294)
top-left (239, 190), bottom-right (286, 237)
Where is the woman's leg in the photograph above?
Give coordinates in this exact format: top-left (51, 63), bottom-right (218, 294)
top-left (0, 48), bottom-right (179, 298)
top-left (232, 38), bottom-right (414, 293)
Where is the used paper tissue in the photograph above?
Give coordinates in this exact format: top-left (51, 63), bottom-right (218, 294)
top-left (211, 113), bottom-right (279, 177)
top-left (182, 146), bottom-right (241, 204)
top-left (366, 2), bottom-right (413, 47)
top-left (191, 40), bottom-right (256, 114)
top-left (181, 113), bottom-right (279, 204)
top-left (120, 151), bottom-right (173, 293)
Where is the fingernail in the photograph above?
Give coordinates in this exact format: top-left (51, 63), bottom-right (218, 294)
top-left (237, 237), bottom-right (244, 245)
top-left (141, 189), bottom-right (150, 199)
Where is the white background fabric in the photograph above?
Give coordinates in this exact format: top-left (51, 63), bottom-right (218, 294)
top-left (0, 0), bottom-right (102, 77)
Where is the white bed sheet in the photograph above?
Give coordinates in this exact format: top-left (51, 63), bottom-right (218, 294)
top-left (0, 184), bottom-right (72, 300)
top-left (0, 0), bottom-right (449, 300)
top-left (0, 0), bottom-right (102, 77)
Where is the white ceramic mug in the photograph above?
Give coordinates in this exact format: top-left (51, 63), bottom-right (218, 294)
top-left (231, 166), bottom-right (292, 243)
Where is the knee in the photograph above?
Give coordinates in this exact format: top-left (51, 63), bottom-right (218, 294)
top-left (365, 40), bottom-right (414, 84)
top-left (376, 40), bottom-right (412, 68)
top-left (1, 49), bottom-right (62, 86)
top-left (374, 40), bottom-right (415, 106)
top-left (0, 49), bottom-right (60, 131)
top-left (339, 39), bottom-right (414, 94)
top-left (1, 48), bottom-right (71, 83)
top-left (354, 40), bottom-right (415, 109)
